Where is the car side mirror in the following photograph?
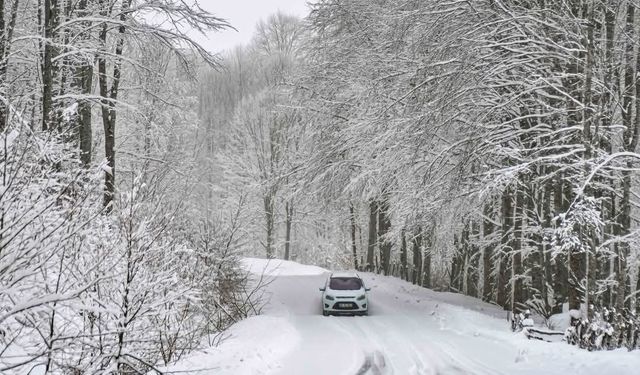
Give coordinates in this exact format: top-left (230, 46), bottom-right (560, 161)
top-left (365, 288), bottom-right (371, 292)
top-left (319, 287), bottom-right (325, 292)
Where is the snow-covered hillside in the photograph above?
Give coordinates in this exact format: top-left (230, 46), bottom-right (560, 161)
top-left (164, 259), bottom-right (640, 375)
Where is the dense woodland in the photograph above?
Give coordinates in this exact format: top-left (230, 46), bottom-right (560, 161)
top-left (304, 0), bottom-right (640, 319)
top-left (0, 0), bottom-right (264, 373)
top-left (4, 0), bottom-right (640, 372)
top-left (202, 0), bottom-right (640, 323)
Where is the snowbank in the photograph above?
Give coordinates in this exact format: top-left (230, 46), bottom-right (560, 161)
top-left (162, 315), bottom-right (300, 375)
top-left (241, 257), bottom-right (328, 277)
top-left (549, 311), bottom-right (572, 331)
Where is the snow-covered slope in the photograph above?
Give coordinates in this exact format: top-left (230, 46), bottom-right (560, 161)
top-left (164, 315), bottom-right (299, 374)
top-left (164, 259), bottom-right (640, 374)
top-left (241, 257), bottom-right (328, 276)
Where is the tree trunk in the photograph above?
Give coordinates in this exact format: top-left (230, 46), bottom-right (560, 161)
top-left (511, 185), bottom-right (524, 311)
top-left (600, 0), bottom-right (617, 308)
top-left (263, 193), bottom-right (275, 258)
top-left (98, 0), bottom-right (131, 209)
top-left (615, 2), bottom-right (639, 311)
top-left (412, 231), bottom-right (422, 285)
top-left (423, 227), bottom-right (432, 288)
top-left (366, 200), bottom-right (378, 271)
top-left (400, 228), bottom-right (407, 280)
top-left (75, 0), bottom-right (93, 166)
top-left (540, 177), bottom-right (553, 313)
top-left (0, 0), bottom-right (18, 132)
top-left (461, 222), bottom-right (470, 295)
top-left (349, 204), bottom-right (358, 270)
top-left (42, 0), bottom-right (58, 131)
top-left (482, 202), bottom-right (494, 302)
top-left (0, 0), bottom-right (4, 70)
top-left (581, 0), bottom-right (597, 318)
top-left (451, 234), bottom-right (460, 291)
top-left (497, 187), bottom-right (512, 309)
top-left (284, 200), bottom-right (293, 260)
top-left (616, 169), bottom-right (631, 311)
top-left (0, 0), bottom-right (4, 132)
top-left (378, 199), bottom-right (392, 275)
top-left (531, 181), bottom-right (544, 305)
top-left (567, 236), bottom-right (584, 311)
top-left (78, 63), bottom-right (93, 166)
top-left (469, 219), bottom-right (480, 298)
top-left (563, 4), bottom-right (584, 311)
top-left (54, 0), bottom-right (71, 129)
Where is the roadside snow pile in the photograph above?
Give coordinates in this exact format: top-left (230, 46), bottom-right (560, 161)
top-left (241, 257), bottom-right (328, 276)
top-left (388, 281), bottom-right (509, 320)
top-left (360, 273), bottom-right (640, 375)
top-left (161, 315), bottom-right (300, 375)
top-left (549, 311), bottom-right (572, 331)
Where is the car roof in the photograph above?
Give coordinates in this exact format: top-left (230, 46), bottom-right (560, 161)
top-left (330, 271), bottom-right (360, 278)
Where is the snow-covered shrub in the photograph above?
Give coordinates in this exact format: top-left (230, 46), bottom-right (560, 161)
top-left (0, 126), bottom-right (264, 373)
top-left (552, 196), bottom-right (603, 259)
top-left (0, 124), bottom-right (104, 373)
top-left (186, 198), bottom-right (270, 342)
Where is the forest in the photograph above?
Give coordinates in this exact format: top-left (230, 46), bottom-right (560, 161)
top-left (204, 0), bottom-right (640, 321)
top-left (3, 0), bottom-right (640, 373)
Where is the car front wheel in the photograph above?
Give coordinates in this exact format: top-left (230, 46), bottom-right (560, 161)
top-left (322, 310), bottom-right (329, 316)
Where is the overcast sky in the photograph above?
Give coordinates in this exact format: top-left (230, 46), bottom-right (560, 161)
top-left (194, 0), bottom-right (311, 54)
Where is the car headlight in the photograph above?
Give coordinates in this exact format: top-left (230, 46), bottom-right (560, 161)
top-left (325, 295), bottom-right (335, 301)
top-left (357, 294), bottom-right (366, 301)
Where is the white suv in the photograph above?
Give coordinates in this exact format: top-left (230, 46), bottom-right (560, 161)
top-left (319, 272), bottom-right (370, 316)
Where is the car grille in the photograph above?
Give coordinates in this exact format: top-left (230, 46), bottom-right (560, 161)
top-left (332, 302), bottom-right (358, 310)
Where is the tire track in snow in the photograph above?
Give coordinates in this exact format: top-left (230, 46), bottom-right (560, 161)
top-left (333, 315), bottom-right (446, 375)
top-left (361, 274), bottom-right (507, 375)
top-left (347, 299), bottom-right (503, 375)
top-left (328, 317), bottom-right (391, 375)
top-left (271, 315), bottom-right (365, 375)
top-left (388, 311), bottom-right (507, 375)
top-left (357, 316), bottom-right (441, 375)
top-left (355, 351), bottom-right (387, 375)
top-left (266, 272), bottom-right (509, 375)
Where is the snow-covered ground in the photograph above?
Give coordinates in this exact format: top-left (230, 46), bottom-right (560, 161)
top-left (165, 258), bottom-right (640, 374)
top-left (240, 257), bottom-right (327, 277)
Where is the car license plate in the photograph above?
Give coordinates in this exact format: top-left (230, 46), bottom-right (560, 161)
top-left (338, 303), bottom-right (351, 308)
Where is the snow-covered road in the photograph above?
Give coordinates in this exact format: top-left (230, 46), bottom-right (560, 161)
top-left (265, 273), bottom-right (507, 375)
top-left (167, 259), bottom-right (640, 375)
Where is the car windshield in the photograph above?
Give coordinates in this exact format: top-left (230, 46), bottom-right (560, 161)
top-left (329, 277), bottom-right (362, 290)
